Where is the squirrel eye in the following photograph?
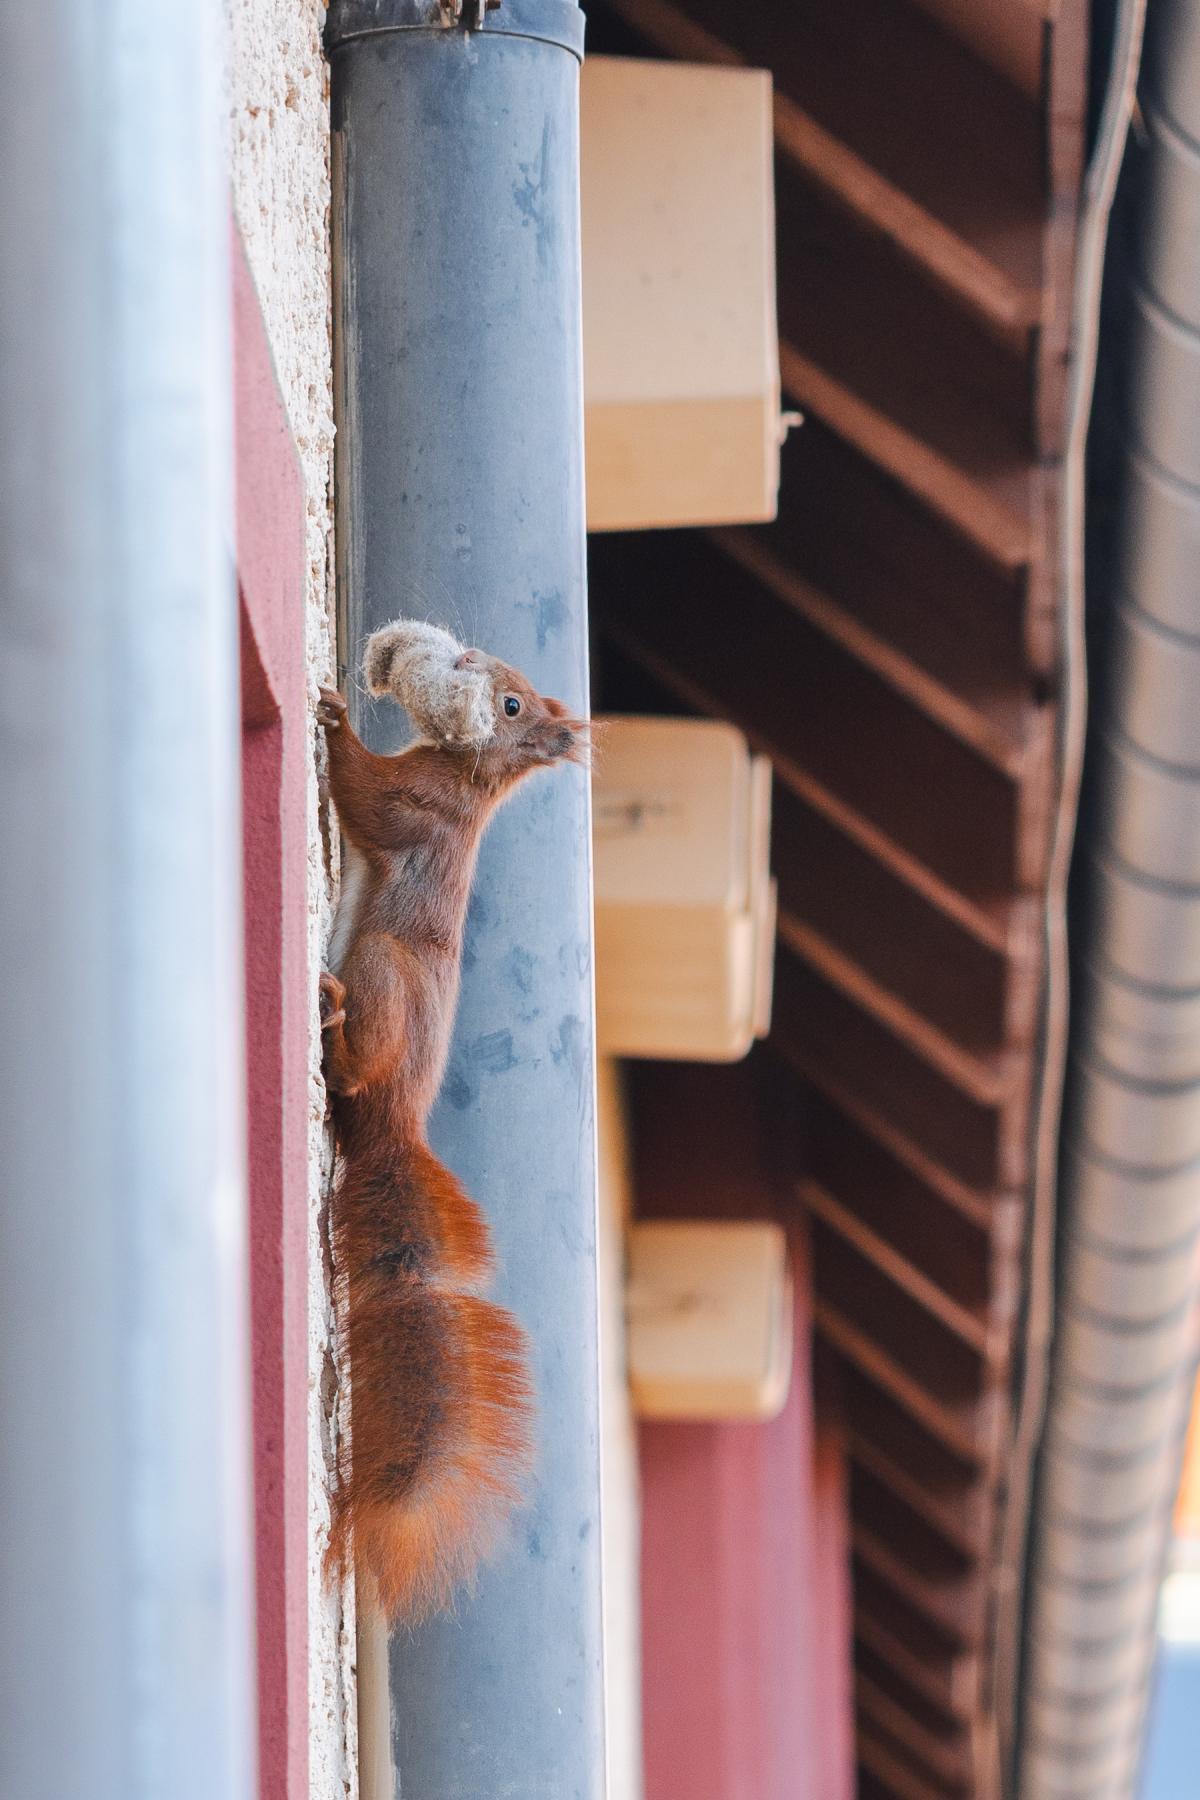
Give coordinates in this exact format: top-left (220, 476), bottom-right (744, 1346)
top-left (503, 694), bottom-right (522, 717)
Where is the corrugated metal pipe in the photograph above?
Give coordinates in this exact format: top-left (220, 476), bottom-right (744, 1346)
top-left (325, 4), bottom-right (605, 1797)
top-left (1018, 1), bottom-right (1200, 1794)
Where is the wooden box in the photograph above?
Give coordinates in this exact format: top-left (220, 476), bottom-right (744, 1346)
top-left (581, 56), bottom-right (782, 531)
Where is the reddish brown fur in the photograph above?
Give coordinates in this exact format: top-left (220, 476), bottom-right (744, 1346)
top-left (318, 650), bottom-right (587, 1619)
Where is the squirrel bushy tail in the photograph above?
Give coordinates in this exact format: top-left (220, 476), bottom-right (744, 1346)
top-left (327, 1140), bottom-right (534, 1620)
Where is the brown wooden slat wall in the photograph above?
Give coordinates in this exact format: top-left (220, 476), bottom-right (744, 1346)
top-left (586, 2), bottom-right (1089, 1793)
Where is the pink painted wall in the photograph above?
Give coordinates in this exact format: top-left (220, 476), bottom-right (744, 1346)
top-left (232, 224), bottom-right (311, 1800)
top-left (639, 1236), bottom-right (854, 1800)
top-left (631, 1060), bottom-right (854, 1800)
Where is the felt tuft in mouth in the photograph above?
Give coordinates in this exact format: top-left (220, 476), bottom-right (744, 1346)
top-left (362, 618), bottom-right (495, 747)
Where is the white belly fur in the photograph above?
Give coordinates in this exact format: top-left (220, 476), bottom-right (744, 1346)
top-left (327, 840), bottom-right (369, 975)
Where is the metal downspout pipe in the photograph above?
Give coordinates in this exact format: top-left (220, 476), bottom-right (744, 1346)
top-left (325, 5), bottom-right (605, 1796)
top-left (1019, 1), bottom-right (1200, 1793)
top-left (0, 6), bottom-right (255, 1800)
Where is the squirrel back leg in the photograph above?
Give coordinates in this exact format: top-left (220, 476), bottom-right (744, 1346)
top-left (321, 933), bottom-right (413, 1098)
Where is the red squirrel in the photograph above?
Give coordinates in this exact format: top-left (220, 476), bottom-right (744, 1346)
top-left (317, 619), bottom-right (587, 1619)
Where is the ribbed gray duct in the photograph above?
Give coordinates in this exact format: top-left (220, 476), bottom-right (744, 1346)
top-left (1019, 3), bottom-right (1200, 1795)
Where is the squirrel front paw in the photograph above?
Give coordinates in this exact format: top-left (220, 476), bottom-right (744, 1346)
top-left (317, 687), bottom-right (347, 731)
top-left (319, 971), bottom-right (347, 1031)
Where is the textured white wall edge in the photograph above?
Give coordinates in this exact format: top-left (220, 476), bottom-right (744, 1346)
top-left (222, 4), bottom-right (356, 1794)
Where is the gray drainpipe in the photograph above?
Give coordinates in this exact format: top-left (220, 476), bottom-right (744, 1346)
top-left (325, 6), bottom-right (605, 1798)
top-left (1019, 1), bottom-right (1200, 1794)
top-left (0, 6), bottom-right (255, 1800)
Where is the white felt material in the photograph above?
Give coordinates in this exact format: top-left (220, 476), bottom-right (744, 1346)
top-left (362, 618), bottom-right (495, 747)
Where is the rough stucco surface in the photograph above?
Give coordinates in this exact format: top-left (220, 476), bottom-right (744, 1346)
top-left (223, 5), bottom-right (354, 1795)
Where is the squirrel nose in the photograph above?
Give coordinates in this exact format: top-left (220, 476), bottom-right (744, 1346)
top-left (454, 649), bottom-right (481, 670)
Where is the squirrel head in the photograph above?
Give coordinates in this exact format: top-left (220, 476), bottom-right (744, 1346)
top-left (363, 617), bottom-right (588, 780)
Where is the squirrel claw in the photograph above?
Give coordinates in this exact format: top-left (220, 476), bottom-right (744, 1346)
top-left (319, 971), bottom-right (347, 1030)
top-left (317, 687), bottom-right (347, 730)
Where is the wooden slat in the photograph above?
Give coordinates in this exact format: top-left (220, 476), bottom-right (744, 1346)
top-left (856, 1564), bottom-right (978, 1720)
top-left (828, 1351), bottom-right (1000, 1548)
top-left (602, 0), bottom-right (1045, 325)
top-left (798, 1073), bottom-right (1011, 1235)
top-left (771, 783), bottom-right (1038, 1054)
top-left (853, 1631), bottom-right (971, 1735)
top-left (859, 1728), bottom-right (967, 1800)
top-left (772, 160), bottom-right (1037, 552)
top-left (713, 530), bottom-right (1027, 768)
top-left (805, 1090), bottom-right (1024, 1317)
top-left (770, 751), bottom-right (1020, 947)
top-left (775, 943), bottom-right (1029, 1191)
top-left (856, 1634), bottom-right (978, 1753)
top-left (847, 1433), bottom-right (985, 1564)
top-left (773, 96), bottom-right (1037, 336)
top-left (813, 1228), bottom-right (994, 1420)
top-left (595, 615), bottom-right (1022, 940)
top-left (780, 340), bottom-right (1031, 571)
top-left (815, 1303), bottom-right (992, 1466)
top-left (854, 1521), bottom-right (985, 1647)
top-left (857, 1674), bottom-right (973, 1788)
top-left (907, 0), bottom-right (1050, 97)
top-left (749, 424), bottom-right (1039, 709)
top-left (780, 915), bottom-right (1020, 1110)
top-left (599, 0), bottom-right (1042, 334)
top-left (593, 542), bottom-right (1040, 896)
top-left (853, 1464), bottom-right (987, 1626)
top-left (803, 1179), bottom-right (992, 1355)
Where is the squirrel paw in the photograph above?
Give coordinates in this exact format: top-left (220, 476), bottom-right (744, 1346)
top-left (319, 971), bottom-right (347, 1031)
top-left (317, 687), bottom-right (347, 731)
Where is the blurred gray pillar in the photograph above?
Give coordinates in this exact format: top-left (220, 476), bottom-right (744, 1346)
top-left (326, 4), bottom-right (606, 1797)
top-left (0, 6), bottom-right (256, 1800)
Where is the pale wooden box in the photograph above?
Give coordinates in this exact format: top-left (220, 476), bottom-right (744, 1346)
top-left (593, 715), bottom-right (777, 1061)
top-left (628, 1221), bottom-right (794, 1421)
top-left (581, 55), bottom-right (782, 531)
